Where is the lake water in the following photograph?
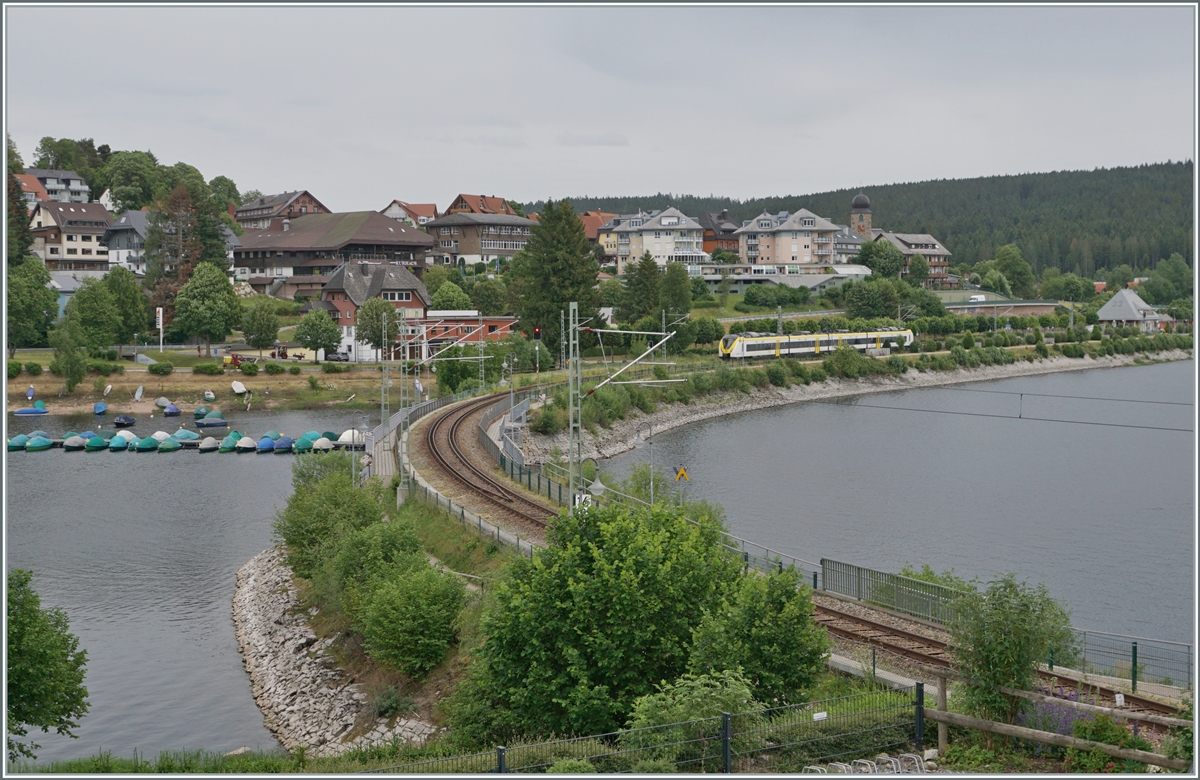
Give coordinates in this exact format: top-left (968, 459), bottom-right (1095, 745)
top-left (3, 362), bottom-right (1194, 762)
top-left (4, 408), bottom-right (372, 763)
top-left (601, 360), bottom-right (1196, 643)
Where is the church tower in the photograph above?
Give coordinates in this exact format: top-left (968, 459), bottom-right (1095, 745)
top-left (850, 192), bottom-right (872, 237)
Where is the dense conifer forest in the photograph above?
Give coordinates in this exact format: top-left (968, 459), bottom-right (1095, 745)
top-left (524, 161), bottom-right (1193, 274)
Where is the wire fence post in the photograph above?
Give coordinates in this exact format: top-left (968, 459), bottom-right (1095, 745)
top-left (915, 682), bottom-right (925, 752)
top-left (1132, 642), bottom-right (1138, 692)
top-left (496, 745), bottom-right (506, 774)
top-left (722, 712), bottom-right (732, 773)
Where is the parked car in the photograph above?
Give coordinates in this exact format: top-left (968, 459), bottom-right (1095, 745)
top-left (325, 350), bottom-right (350, 362)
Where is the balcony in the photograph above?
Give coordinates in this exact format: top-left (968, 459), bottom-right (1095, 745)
top-left (814, 238), bottom-right (832, 244)
top-left (814, 250), bottom-right (833, 256)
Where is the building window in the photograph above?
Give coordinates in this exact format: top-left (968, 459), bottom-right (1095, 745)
top-left (67, 248), bottom-right (77, 255)
top-left (82, 235), bottom-right (92, 242)
top-left (49, 247), bottom-right (59, 254)
top-left (82, 249), bottom-right (92, 255)
top-left (382, 291), bottom-right (412, 302)
top-left (67, 235), bottom-right (76, 241)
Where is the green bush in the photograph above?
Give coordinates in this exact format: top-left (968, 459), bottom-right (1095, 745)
top-left (23, 361), bottom-right (42, 376)
top-left (273, 471), bottom-right (384, 579)
top-left (322, 362), bottom-right (347, 373)
top-left (531, 406), bottom-right (566, 435)
top-left (1064, 713), bottom-right (1151, 773)
top-left (631, 759), bottom-right (677, 773)
top-left (289, 365), bottom-right (301, 375)
top-left (239, 362), bottom-right (259, 376)
top-left (808, 367), bottom-right (827, 383)
top-left (264, 362), bottom-right (285, 375)
top-left (546, 759), bottom-right (598, 773)
top-left (86, 361), bottom-right (112, 376)
top-left (8, 360), bottom-right (23, 379)
top-left (193, 362), bottom-right (224, 375)
top-left (765, 362), bottom-right (788, 387)
top-left (361, 567), bottom-right (465, 678)
top-left (148, 361), bottom-right (174, 376)
top-left (886, 354), bottom-right (908, 374)
top-left (104, 349), bottom-right (119, 361)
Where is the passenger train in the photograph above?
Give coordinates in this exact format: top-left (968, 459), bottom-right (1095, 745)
top-left (719, 327), bottom-right (915, 360)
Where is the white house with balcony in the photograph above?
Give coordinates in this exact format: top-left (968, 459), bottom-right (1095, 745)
top-left (611, 207), bottom-right (709, 275)
top-left (734, 209), bottom-right (839, 269)
top-left (24, 168), bottom-right (90, 203)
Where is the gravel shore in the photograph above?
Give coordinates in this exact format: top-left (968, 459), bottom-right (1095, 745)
top-left (523, 351), bottom-right (1191, 465)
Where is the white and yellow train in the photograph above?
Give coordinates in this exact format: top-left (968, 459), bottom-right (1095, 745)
top-left (719, 327), bottom-right (915, 360)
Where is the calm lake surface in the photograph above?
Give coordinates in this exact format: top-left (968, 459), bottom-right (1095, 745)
top-left (3, 362), bottom-right (1194, 762)
top-left (4, 408), bottom-right (372, 763)
top-left (602, 360), bottom-right (1196, 643)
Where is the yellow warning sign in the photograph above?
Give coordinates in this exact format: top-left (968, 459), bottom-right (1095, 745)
top-left (675, 466), bottom-right (690, 482)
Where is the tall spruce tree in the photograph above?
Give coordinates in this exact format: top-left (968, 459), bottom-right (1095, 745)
top-left (622, 252), bottom-right (661, 322)
top-left (507, 198), bottom-right (599, 347)
top-left (7, 173), bottom-right (35, 267)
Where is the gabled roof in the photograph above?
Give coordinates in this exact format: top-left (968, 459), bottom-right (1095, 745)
top-left (104, 209), bottom-right (151, 237)
top-left (1095, 288), bottom-right (1172, 322)
top-left (698, 210), bottom-right (739, 235)
top-left (577, 210), bottom-right (616, 241)
top-left (33, 201), bottom-right (111, 227)
top-left (614, 207), bottom-right (698, 233)
top-left (447, 194), bottom-right (516, 215)
top-left (381, 200), bottom-right (439, 221)
top-left (238, 211), bottom-right (435, 251)
top-left (599, 211), bottom-right (661, 232)
top-left (734, 208), bottom-right (837, 235)
top-left (15, 174), bottom-right (48, 201)
top-left (323, 262), bottom-right (430, 307)
top-left (234, 190), bottom-right (329, 219)
top-left (424, 212), bottom-right (536, 228)
top-left (25, 168), bottom-right (86, 182)
top-left (874, 231), bottom-right (951, 257)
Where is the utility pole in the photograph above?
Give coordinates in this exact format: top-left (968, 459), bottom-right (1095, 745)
top-left (560, 310), bottom-right (566, 370)
top-left (381, 310), bottom-right (390, 429)
top-left (567, 302), bottom-right (582, 505)
top-left (777, 305), bottom-right (783, 336)
top-left (397, 307), bottom-right (410, 492)
top-left (661, 309), bottom-right (666, 361)
top-left (478, 311), bottom-right (485, 388)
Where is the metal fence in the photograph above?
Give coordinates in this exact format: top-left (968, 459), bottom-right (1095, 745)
top-left (1071, 629), bottom-right (1194, 690)
top-left (820, 559), bottom-right (963, 626)
top-left (361, 686), bottom-right (921, 774)
top-left (406, 480), bottom-right (539, 560)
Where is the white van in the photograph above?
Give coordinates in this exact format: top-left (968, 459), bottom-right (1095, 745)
top-left (968, 294), bottom-right (987, 302)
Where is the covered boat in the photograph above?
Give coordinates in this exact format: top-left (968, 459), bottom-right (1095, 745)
top-left (63, 436), bottom-right (87, 451)
top-left (321, 431), bottom-right (339, 441)
top-left (150, 430), bottom-right (172, 442)
top-left (14, 407), bottom-right (49, 415)
top-left (163, 403), bottom-right (181, 417)
top-left (155, 397), bottom-right (171, 408)
top-left (85, 435), bottom-right (109, 451)
top-left (204, 410), bottom-right (225, 419)
top-left (29, 430), bottom-right (49, 440)
top-left (8, 434), bottom-right (30, 451)
top-left (173, 429), bottom-right (200, 441)
top-left (25, 436), bottom-right (53, 452)
top-left (311, 437), bottom-right (335, 452)
top-left (114, 415), bottom-right (137, 427)
top-left (193, 405), bottom-right (210, 419)
top-left (231, 380), bottom-right (247, 395)
top-left (158, 437), bottom-right (182, 453)
top-left (114, 430), bottom-right (138, 443)
top-left (198, 436), bottom-right (219, 452)
top-left (135, 436), bottom-right (159, 452)
top-left (196, 417), bottom-right (228, 428)
top-left (273, 436), bottom-right (294, 453)
top-left (98, 430), bottom-right (117, 440)
top-left (300, 430), bottom-right (321, 442)
top-left (293, 437), bottom-right (313, 454)
top-left (108, 435), bottom-right (130, 451)
top-left (263, 430), bottom-right (281, 441)
top-left (78, 431), bottom-right (97, 439)
top-left (338, 429), bottom-right (365, 444)
top-left (204, 390), bottom-right (216, 402)
top-left (63, 431), bottom-right (80, 440)
top-left (94, 402), bottom-right (107, 415)
top-left (256, 436), bottom-right (275, 453)
top-left (234, 436), bottom-right (257, 452)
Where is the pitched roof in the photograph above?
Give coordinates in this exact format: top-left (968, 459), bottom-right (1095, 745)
top-left (34, 201), bottom-right (111, 227)
top-left (237, 211), bottom-right (435, 251)
top-left (614, 207), bottom-right (699, 233)
top-left (447, 194), bottom-right (516, 215)
top-left (1096, 288), bottom-right (1172, 322)
top-left (104, 209), bottom-right (151, 238)
top-left (234, 190), bottom-right (329, 219)
top-left (424, 212), bottom-right (536, 228)
top-left (875, 231), bottom-right (951, 257)
top-left (381, 200), bottom-right (439, 221)
top-left (15, 174), bottom-right (48, 201)
top-left (577, 210), bottom-right (616, 241)
top-left (698, 210), bottom-right (739, 235)
top-left (25, 168), bottom-right (85, 182)
top-left (323, 262), bottom-right (431, 307)
top-left (734, 208), bottom-right (837, 235)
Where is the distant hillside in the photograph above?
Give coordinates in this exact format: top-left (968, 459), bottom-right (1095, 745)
top-left (523, 161), bottom-right (1193, 275)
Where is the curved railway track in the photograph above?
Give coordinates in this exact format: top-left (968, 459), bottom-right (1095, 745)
top-left (815, 604), bottom-right (1180, 717)
top-left (423, 393), bottom-right (557, 528)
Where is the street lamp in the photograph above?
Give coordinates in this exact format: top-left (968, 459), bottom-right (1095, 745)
top-left (500, 354), bottom-right (519, 418)
top-left (633, 421), bottom-right (654, 504)
top-left (578, 456), bottom-right (607, 508)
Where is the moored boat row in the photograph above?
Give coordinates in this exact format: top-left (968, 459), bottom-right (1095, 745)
top-left (9, 428), bottom-right (364, 454)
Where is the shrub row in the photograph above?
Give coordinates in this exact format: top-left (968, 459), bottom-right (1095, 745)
top-left (193, 362), bottom-right (225, 375)
top-left (86, 361), bottom-right (125, 376)
top-left (148, 362), bottom-right (173, 376)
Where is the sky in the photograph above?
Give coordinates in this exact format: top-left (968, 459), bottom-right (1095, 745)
top-left (4, 4), bottom-right (1196, 213)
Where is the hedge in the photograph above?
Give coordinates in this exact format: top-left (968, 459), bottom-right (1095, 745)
top-left (148, 362), bottom-right (174, 376)
top-left (24, 362), bottom-right (42, 376)
top-left (193, 362), bottom-right (224, 375)
top-left (240, 362), bottom-right (259, 376)
top-left (322, 363), bottom-right (347, 373)
top-left (8, 360), bottom-right (21, 379)
top-left (264, 362), bottom-right (285, 375)
top-left (86, 361), bottom-right (125, 376)
top-left (289, 365), bottom-right (302, 375)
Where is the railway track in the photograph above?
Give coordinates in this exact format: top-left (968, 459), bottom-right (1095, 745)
top-left (814, 604), bottom-right (1181, 717)
top-left (423, 393), bottom-right (557, 528)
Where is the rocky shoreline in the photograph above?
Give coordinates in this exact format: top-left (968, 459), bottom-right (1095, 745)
top-left (523, 351), bottom-right (1192, 465)
top-left (231, 547), bottom-right (435, 758)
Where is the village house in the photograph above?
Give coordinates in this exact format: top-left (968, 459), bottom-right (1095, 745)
top-left (444, 193), bottom-right (519, 216)
top-left (610, 207), bottom-right (709, 275)
top-left (871, 231), bottom-right (953, 288)
top-left (1095, 288), bottom-right (1175, 333)
top-left (698, 209), bottom-right (741, 257)
top-left (24, 168), bottom-right (90, 203)
top-left (100, 210), bottom-right (151, 275)
top-left (232, 211), bottom-right (435, 299)
top-left (234, 191), bottom-right (331, 231)
top-left (735, 209), bottom-right (839, 268)
top-left (14, 174), bottom-right (49, 210)
top-left (423, 212), bottom-right (535, 268)
top-left (309, 261), bottom-right (430, 361)
top-left (380, 200), bottom-right (440, 227)
top-left (28, 201), bottom-right (112, 272)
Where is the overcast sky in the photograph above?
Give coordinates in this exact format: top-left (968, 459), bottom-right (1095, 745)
top-left (5, 5), bottom-right (1196, 213)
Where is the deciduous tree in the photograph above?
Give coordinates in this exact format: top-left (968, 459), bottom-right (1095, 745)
top-left (421, 265), bottom-right (452, 297)
top-left (6, 570), bottom-right (89, 762)
top-left (431, 281), bottom-right (472, 310)
top-left (469, 278), bottom-right (506, 315)
top-left (907, 253), bottom-right (930, 286)
top-left (355, 297), bottom-right (399, 361)
top-left (857, 239), bottom-right (905, 279)
top-left (93, 151), bottom-right (157, 213)
top-left (295, 309), bottom-right (342, 361)
top-left (241, 298), bottom-right (280, 358)
top-left (144, 183), bottom-right (230, 326)
top-left (172, 263), bottom-right (241, 356)
top-left (47, 316), bottom-right (87, 392)
top-left (65, 279), bottom-right (121, 354)
top-left (993, 244), bottom-right (1036, 298)
top-left (7, 261), bottom-right (58, 357)
top-left (661, 262), bottom-right (692, 316)
top-left (102, 266), bottom-right (149, 354)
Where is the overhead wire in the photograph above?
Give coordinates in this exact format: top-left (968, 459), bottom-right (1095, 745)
top-left (812, 399), bottom-right (1193, 433)
top-left (941, 387), bottom-right (1193, 407)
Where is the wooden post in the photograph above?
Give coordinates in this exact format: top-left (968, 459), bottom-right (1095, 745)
top-left (937, 675), bottom-right (948, 755)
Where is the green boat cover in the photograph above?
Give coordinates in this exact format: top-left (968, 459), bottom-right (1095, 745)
top-left (98, 430), bottom-right (117, 440)
top-left (135, 437), bottom-right (159, 452)
top-left (293, 438), bottom-right (313, 453)
top-left (173, 429), bottom-right (201, 441)
top-left (85, 436), bottom-right (109, 451)
top-left (264, 430), bottom-right (281, 441)
top-left (62, 431), bottom-right (80, 440)
top-left (204, 410), bottom-right (225, 419)
top-left (33, 400), bottom-right (45, 410)
top-left (25, 436), bottom-right (52, 451)
top-left (158, 437), bottom-right (182, 452)
top-left (108, 436), bottom-right (129, 451)
top-left (193, 406), bottom-right (210, 418)
top-left (8, 434), bottom-right (30, 450)
top-left (321, 431), bottom-right (338, 441)
top-left (301, 431), bottom-right (322, 442)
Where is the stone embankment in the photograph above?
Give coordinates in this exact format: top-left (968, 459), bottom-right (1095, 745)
top-left (524, 350), bottom-right (1192, 464)
top-left (232, 547), bottom-right (435, 758)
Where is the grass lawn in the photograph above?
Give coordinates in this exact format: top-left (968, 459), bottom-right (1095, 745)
top-left (692, 293), bottom-right (835, 319)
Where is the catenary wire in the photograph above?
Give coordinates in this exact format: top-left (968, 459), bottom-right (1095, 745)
top-left (941, 387), bottom-right (1193, 407)
top-left (813, 400), bottom-right (1193, 433)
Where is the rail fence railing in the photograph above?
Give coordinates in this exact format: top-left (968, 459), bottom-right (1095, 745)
top-left (360, 686), bottom-right (920, 774)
